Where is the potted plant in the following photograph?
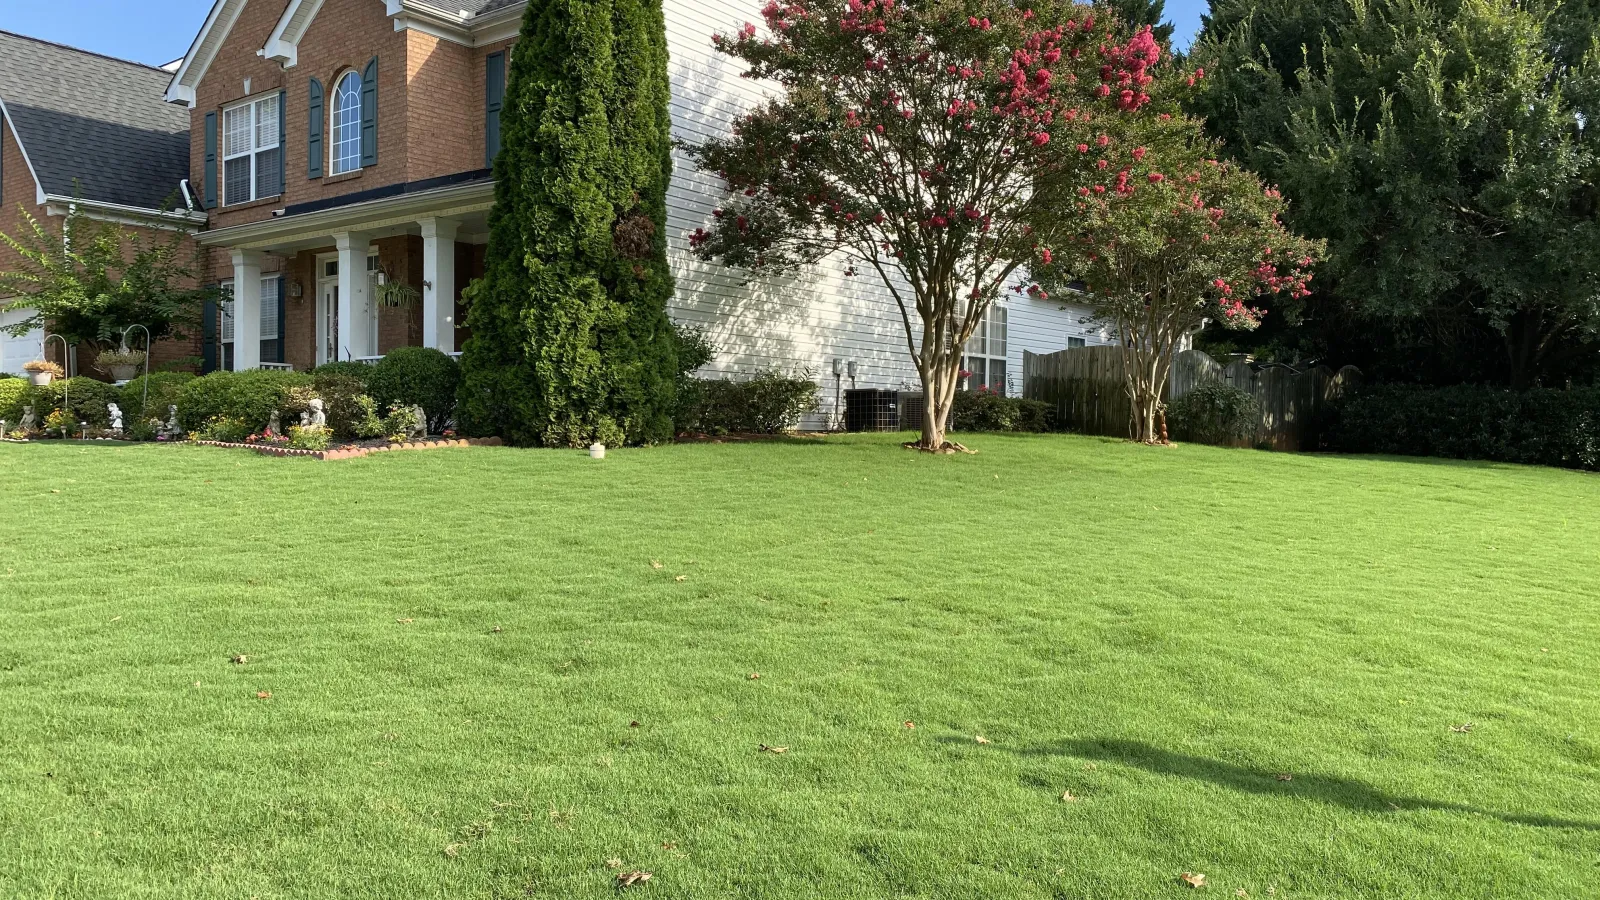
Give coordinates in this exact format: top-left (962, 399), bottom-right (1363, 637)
top-left (23, 360), bottom-right (63, 386)
top-left (96, 347), bottom-right (147, 382)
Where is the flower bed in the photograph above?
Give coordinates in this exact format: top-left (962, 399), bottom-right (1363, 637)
top-left (193, 437), bottom-right (503, 461)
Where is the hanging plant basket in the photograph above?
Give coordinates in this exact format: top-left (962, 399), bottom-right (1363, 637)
top-left (372, 267), bottom-right (420, 309)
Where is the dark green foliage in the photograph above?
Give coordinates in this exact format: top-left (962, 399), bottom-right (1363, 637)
top-left (675, 372), bottom-right (818, 435)
top-left (0, 378), bottom-right (27, 424)
top-left (458, 0), bottom-right (679, 447)
top-left (1190, 0), bottom-right (1600, 387)
top-left (311, 373), bottom-right (381, 441)
top-left (1106, 0), bottom-right (1175, 44)
top-left (13, 377), bottom-right (121, 428)
top-left (119, 373), bottom-right (195, 422)
top-left (365, 347), bottom-right (460, 433)
top-left (311, 361), bottom-right (374, 384)
top-left (1168, 380), bottom-right (1261, 445)
top-left (1332, 384), bottom-right (1600, 470)
top-left (174, 370), bottom-right (314, 432)
top-left (950, 391), bottom-right (1056, 433)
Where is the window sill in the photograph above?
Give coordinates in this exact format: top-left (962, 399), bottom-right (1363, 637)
top-left (322, 169), bottom-right (364, 186)
top-left (220, 195), bottom-right (284, 213)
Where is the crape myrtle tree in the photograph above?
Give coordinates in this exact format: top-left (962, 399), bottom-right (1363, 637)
top-left (458, 0), bottom-right (679, 447)
top-left (1042, 110), bottom-right (1322, 443)
top-left (685, 0), bottom-right (1171, 451)
top-left (0, 206), bottom-right (213, 348)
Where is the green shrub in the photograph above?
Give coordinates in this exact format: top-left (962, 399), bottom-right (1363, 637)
top-left (305, 374), bottom-right (372, 440)
top-left (288, 424), bottom-right (331, 450)
top-left (1168, 380), bottom-right (1261, 445)
top-left (20, 377), bottom-right (122, 429)
top-left (119, 372), bottom-right (195, 422)
top-left (949, 390), bottom-right (1056, 433)
top-left (193, 415), bottom-right (254, 443)
top-left (312, 361), bottom-right (374, 384)
top-left (367, 347), bottom-right (460, 432)
top-left (0, 378), bottom-right (28, 424)
top-left (676, 371), bottom-right (818, 435)
top-left (381, 403), bottom-right (423, 442)
top-left (175, 370), bottom-right (313, 432)
top-left (1332, 384), bottom-right (1600, 470)
top-left (43, 408), bottom-right (77, 437)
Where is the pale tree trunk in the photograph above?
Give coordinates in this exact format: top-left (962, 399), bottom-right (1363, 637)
top-left (913, 314), bottom-right (963, 451)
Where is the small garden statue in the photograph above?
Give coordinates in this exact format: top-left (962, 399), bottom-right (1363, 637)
top-left (267, 409), bottom-right (281, 436)
top-left (307, 398), bottom-right (327, 428)
top-left (160, 405), bottom-right (182, 440)
top-left (107, 403), bottom-right (124, 435)
top-left (409, 405), bottom-right (427, 440)
top-left (18, 406), bottom-right (36, 435)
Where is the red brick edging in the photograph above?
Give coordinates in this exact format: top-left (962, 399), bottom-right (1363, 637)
top-left (194, 437), bottom-right (504, 460)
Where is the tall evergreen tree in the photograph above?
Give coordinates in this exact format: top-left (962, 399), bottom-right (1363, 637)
top-left (458, 0), bottom-right (679, 446)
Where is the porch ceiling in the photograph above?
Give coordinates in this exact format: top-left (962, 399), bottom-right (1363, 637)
top-left (197, 179), bottom-right (494, 254)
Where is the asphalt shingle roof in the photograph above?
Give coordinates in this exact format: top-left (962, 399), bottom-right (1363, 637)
top-left (0, 31), bottom-right (190, 210)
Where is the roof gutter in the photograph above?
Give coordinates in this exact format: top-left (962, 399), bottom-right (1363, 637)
top-left (42, 195), bottom-right (210, 230)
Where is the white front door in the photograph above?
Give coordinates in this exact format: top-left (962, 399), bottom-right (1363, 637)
top-left (0, 307), bottom-right (44, 375)
top-left (315, 255), bottom-right (339, 365)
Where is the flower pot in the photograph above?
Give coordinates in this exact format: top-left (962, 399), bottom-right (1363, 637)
top-left (29, 372), bottom-right (54, 387)
top-left (110, 365), bottom-right (138, 382)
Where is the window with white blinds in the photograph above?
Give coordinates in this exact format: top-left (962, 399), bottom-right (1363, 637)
top-left (222, 96), bottom-right (281, 205)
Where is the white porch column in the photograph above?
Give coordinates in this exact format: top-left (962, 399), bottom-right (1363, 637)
top-left (333, 231), bottom-right (372, 360)
top-left (419, 217), bottom-right (460, 354)
top-left (230, 249), bottom-right (263, 371)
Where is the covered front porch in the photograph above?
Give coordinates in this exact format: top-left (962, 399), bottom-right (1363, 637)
top-left (199, 176), bottom-right (495, 372)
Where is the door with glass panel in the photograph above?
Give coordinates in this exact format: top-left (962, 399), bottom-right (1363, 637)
top-left (316, 256), bottom-right (339, 365)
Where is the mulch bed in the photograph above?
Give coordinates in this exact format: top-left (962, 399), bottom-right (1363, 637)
top-left (194, 437), bottom-right (503, 461)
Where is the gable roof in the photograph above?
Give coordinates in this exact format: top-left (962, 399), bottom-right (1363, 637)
top-left (0, 30), bottom-right (191, 211)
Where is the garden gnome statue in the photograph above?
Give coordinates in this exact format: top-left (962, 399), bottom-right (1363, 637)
top-left (267, 409), bottom-right (281, 435)
top-left (410, 405), bottom-right (428, 439)
top-left (107, 403), bottom-right (124, 434)
top-left (308, 398), bottom-right (327, 428)
top-left (18, 405), bottom-right (36, 434)
top-left (162, 405), bottom-right (181, 439)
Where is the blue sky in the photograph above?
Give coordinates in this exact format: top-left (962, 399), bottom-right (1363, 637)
top-left (3, 0), bottom-right (1209, 68)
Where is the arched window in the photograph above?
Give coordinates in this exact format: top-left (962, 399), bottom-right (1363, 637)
top-left (330, 71), bottom-right (362, 175)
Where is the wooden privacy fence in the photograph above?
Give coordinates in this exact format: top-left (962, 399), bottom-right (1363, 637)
top-left (1023, 346), bottom-right (1362, 450)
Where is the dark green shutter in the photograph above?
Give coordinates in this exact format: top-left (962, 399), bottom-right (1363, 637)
top-left (203, 110), bottom-right (218, 209)
top-left (485, 51), bottom-right (505, 169)
top-left (307, 77), bottom-right (324, 178)
top-left (360, 57), bottom-right (378, 167)
top-left (277, 91), bottom-right (287, 196)
top-left (202, 297), bottom-right (219, 372)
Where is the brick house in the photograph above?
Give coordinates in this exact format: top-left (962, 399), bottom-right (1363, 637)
top-left (0, 31), bottom-right (206, 377)
top-left (9, 0), bottom-right (1113, 423)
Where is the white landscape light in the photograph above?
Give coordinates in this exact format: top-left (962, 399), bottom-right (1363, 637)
top-left (590, 442), bottom-right (606, 459)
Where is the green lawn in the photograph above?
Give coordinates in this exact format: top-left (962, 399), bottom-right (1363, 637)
top-left (1, 434), bottom-right (1597, 898)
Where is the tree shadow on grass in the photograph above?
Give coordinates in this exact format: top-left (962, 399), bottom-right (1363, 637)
top-left (975, 737), bottom-right (1600, 832)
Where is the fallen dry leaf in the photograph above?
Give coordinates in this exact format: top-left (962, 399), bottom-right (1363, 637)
top-left (616, 871), bottom-right (652, 888)
top-left (650, 560), bottom-right (663, 570)
top-left (193, 681), bottom-right (201, 688)
top-left (661, 841), bottom-right (677, 850)
top-left (1060, 791), bottom-right (1079, 803)
top-left (442, 843), bottom-right (462, 859)
top-left (903, 721), bottom-right (915, 729)
top-left (492, 625), bottom-right (502, 633)
top-left (629, 721), bottom-right (642, 728)
top-left (975, 735), bottom-right (992, 745)
top-left (1276, 773), bottom-right (1293, 782)
top-left (109, 616), bottom-right (122, 622)
top-left (1180, 872), bottom-right (1208, 888)
top-left (255, 691), bottom-right (272, 699)
top-left (758, 744), bottom-right (789, 754)
top-left (1451, 722), bottom-right (1475, 734)
top-left (1237, 891), bottom-right (1250, 898)
top-left (231, 654), bottom-right (249, 665)
top-left (673, 575), bottom-right (686, 583)
top-left (748, 673), bottom-right (760, 680)
top-left (605, 858), bottom-right (624, 869)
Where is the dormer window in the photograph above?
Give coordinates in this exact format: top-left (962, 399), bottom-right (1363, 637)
top-left (331, 71), bottom-right (363, 175)
top-left (222, 95), bottom-right (281, 205)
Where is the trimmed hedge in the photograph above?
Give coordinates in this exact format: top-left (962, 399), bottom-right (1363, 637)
top-left (1332, 385), bottom-right (1600, 470)
top-left (366, 347), bottom-right (460, 433)
top-left (120, 372), bottom-right (195, 422)
top-left (6, 377), bottom-right (122, 428)
top-left (175, 370), bottom-right (313, 432)
top-left (676, 371), bottom-right (818, 435)
top-left (1168, 380), bottom-right (1260, 446)
top-left (312, 361), bottom-right (374, 383)
top-left (950, 390), bottom-right (1055, 433)
top-left (0, 378), bottom-right (28, 425)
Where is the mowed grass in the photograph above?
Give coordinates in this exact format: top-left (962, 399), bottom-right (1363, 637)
top-left (1, 434), bottom-right (1598, 899)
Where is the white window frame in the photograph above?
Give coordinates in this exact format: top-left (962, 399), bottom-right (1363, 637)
top-left (222, 95), bottom-right (281, 206)
top-left (218, 276), bottom-right (284, 346)
top-left (330, 70), bottom-right (363, 176)
top-left (962, 305), bottom-right (1009, 395)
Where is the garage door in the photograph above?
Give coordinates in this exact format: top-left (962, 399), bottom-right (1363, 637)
top-left (1, 307), bottom-right (44, 376)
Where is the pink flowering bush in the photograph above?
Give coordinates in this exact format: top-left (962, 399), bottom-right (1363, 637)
top-left (686, 0), bottom-right (1179, 451)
